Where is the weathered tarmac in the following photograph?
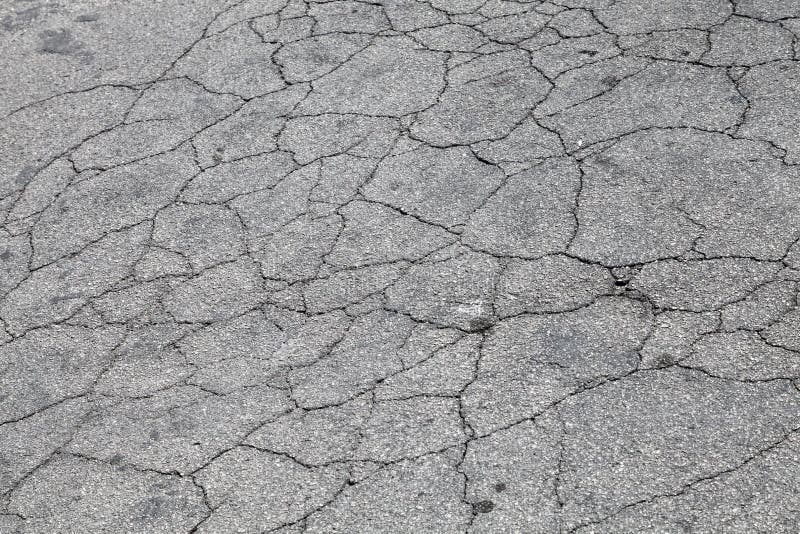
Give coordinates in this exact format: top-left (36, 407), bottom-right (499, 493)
top-left (2, 0), bottom-right (800, 532)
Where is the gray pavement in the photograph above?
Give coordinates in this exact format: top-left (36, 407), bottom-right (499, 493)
top-left (2, 0), bottom-right (800, 532)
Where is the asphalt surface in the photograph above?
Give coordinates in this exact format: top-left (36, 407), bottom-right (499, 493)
top-left (2, 0), bottom-right (800, 532)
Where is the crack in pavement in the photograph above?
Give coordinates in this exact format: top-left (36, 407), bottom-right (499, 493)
top-left (2, 0), bottom-right (800, 532)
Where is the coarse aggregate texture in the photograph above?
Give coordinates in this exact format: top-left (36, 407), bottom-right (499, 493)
top-left (2, 0), bottom-right (800, 532)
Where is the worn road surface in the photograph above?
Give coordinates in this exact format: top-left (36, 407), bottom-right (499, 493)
top-left (2, 0), bottom-right (800, 532)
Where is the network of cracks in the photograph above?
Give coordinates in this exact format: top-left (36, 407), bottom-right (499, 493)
top-left (2, 0), bottom-right (800, 532)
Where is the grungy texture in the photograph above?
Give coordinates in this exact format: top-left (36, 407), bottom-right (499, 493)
top-left (2, 0), bottom-right (800, 532)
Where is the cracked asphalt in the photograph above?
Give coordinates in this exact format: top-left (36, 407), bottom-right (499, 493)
top-left (2, 0), bottom-right (800, 532)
